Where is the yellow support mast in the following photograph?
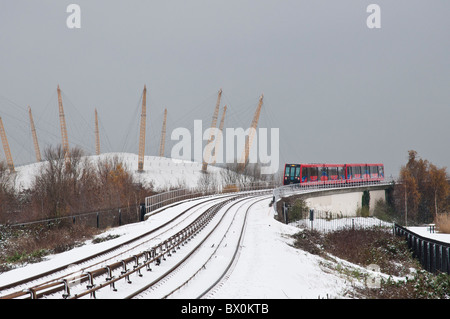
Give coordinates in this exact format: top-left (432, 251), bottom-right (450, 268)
top-left (95, 108), bottom-right (100, 156)
top-left (211, 105), bottom-right (227, 165)
top-left (238, 94), bottom-right (263, 172)
top-left (57, 85), bottom-right (70, 162)
top-left (138, 85), bottom-right (147, 172)
top-left (0, 117), bottom-right (15, 172)
top-left (28, 106), bottom-right (42, 162)
top-left (202, 88), bottom-right (222, 172)
top-left (159, 108), bottom-right (167, 157)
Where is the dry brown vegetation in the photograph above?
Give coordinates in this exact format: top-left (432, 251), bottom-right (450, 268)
top-left (0, 223), bottom-right (99, 272)
top-left (1, 145), bottom-right (154, 225)
top-left (292, 227), bottom-right (450, 299)
top-left (394, 150), bottom-right (450, 225)
top-left (0, 145), bottom-right (154, 269)
top-left (435, 213), bottom-right (450, 234)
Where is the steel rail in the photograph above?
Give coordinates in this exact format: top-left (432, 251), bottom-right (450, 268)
top-left (130, 194), bottom-right (269, 299)
top-left (160, 194), bottom-right (271, 299)
top-left (196, 195), bottom-right (270, 299)
top-left (71, 197), bottom-right (237, 299)
top-left (0, 194), bottom-right (240, 298)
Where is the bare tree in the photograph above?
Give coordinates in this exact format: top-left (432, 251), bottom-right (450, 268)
top-left (0, 160), bottom-right (17, 223)
top-left (197, 171), bottom-right (218, 194)
top-left (31, 145), bottom-right (98, 219)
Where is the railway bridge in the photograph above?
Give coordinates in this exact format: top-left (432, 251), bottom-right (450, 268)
top-left (273, 180), bottom-right (394, 219)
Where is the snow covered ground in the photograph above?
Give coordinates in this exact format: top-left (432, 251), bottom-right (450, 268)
top-left (406, 226), bottom-right (450, 244)
top-left (0, 196), bottom-right (390, 299)
top-left (4, 154), bottom-right (450, 300)
top-left (2, 192), bottom-right (449, 300)
top-left (13, 152), bottom-right (226, 191)
top-left (207, 198), bottom-right (357, 299)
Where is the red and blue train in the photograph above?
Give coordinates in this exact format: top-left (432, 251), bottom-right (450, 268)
top-left (283, 163), bottom-right (384, 185)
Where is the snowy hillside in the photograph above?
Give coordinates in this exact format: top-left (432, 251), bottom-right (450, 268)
top-left (14, 152), bottom-right (226, 191)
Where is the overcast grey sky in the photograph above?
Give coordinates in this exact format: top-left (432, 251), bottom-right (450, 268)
top-left (0, 1), bottom-right (449, 178)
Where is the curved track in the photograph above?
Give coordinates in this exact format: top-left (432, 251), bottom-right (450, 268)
top-left (0, 190), bottom-right (272, 299)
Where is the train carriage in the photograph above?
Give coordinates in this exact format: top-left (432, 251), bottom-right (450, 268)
top-left (283, 163), bottom-right (384, 185)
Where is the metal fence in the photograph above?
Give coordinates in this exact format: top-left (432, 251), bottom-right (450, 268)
top-left (288, 209), bottom-right (393, 233)
top-left (274, 179), bottom-right (394, 200)
top-left (144, 181), bottom-right (278, 215)
top-left (394, 223), bottom-right (450, 274)
top-left (7, 205), bottom-right (143, 230)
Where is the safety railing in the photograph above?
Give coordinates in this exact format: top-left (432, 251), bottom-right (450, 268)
top-left (5, 204), bottom-right (142, 230)
top-left (272, 179), bottom-right (394, 214)
top-left (394, 223), bottom-right (450, 274)
top-left (144, 181), bottom-right (278, 215)
top-left (289, 209), bottom-right (394, 233)
top-left (274, 179), bottom-right (394, 198)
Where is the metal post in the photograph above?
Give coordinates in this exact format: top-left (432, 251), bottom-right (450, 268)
top-left (62, 279), bottom-right (71, 298)
top-left (106, 266), bottom-right (117, 292)
top-left (86, 272), bottom-right (96, 299)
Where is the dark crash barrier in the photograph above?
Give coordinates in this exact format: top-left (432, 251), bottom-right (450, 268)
top-left (394, 223), bottom-right (450, 275)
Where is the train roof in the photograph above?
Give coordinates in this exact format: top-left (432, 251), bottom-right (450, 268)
top-left (284, 163), bottom-right (384, 167)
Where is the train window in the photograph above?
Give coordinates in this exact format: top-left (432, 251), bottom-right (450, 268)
top-left (338, 166), bottom-right (345, 179)
top-left (302, 166), bottom-right (307, 179)
top-left (329, 167), bottom-right (337, 176)
top-left (295, 166), bottom-right (300, 177)
top-left (285, 166), bottom-right (290, 176)
top-left (350, 166), bottom-right (361, 178)
top-left (319, 167), bottom-right (327, 177)
top-left (308, 167), bottom-right (318, 181)
top-left (379, 165), bottom-right (384, 177)
top-left (370, 166), bottom-right (378, 175)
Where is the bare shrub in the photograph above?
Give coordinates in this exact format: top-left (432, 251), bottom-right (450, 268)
top-left (0, 224), bottom-right (99, 266)
top-left (435, 213), bottom-right (450, 234)
top-left (0, 161), bottom-right (17, 224)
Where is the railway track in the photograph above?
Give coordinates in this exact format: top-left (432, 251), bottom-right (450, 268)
top-left (131, 194), bottom-right (271, 299)
top-left (0, 190), bottom-right (272, 299)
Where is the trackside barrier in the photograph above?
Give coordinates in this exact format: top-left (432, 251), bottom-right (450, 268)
top-left (6, 205), bottom-right (141, 230)
top-left (394, 224), bottom-right (450, 275)
top-left (292, 209), bottom-right (394, 233)
top-left (144, 182), bottom-right (278, 215)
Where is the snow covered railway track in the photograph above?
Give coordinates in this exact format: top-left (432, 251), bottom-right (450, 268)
top-left (68, 197), bottom-right (237, 299)
top-left (130, 194), bottom-right (272, 299)
top-left (0, 194), bottom-right (241, 299)
top-left (195, 196), bottom-right (270, 299)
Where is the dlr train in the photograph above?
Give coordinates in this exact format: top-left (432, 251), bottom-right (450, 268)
top-left (283, 163), bottom-right (384, 185)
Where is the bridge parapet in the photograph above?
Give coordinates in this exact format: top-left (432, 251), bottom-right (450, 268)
top-left (273, 179), bottom-right (394, 217)
top-left (274, 179), bottom-right (394, 198)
